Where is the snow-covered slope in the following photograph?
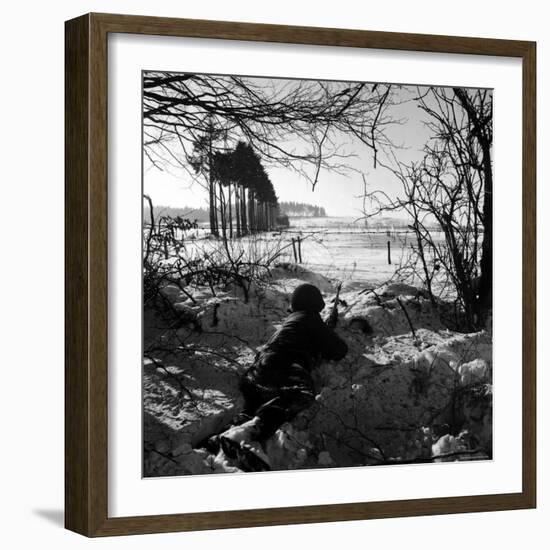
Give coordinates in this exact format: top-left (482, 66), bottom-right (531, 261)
top-left (143, 265), bottom-right (492, 476)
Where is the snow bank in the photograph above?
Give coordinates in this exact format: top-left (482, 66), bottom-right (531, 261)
top-left (144, 264), bottom-right (492, 476)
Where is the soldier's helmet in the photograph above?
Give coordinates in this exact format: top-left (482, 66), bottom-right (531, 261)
top-left (290, 283), bottom-right (325, 313)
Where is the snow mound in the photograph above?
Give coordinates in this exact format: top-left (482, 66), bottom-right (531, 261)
top-left (341, 286), bottom-right (446, 337)
top-left (303, 327), bottom-right (492, 466)
top-left (268, 263), bottom-right (336, 293)
top-left (144, 272), bottom-right (492, 476)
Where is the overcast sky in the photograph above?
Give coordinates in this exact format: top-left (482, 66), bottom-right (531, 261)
top-left (143, 80), bottom-right (480, 218)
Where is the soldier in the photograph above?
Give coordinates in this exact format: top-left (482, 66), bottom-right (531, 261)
top-left (217, 283), bottom-right (348, 471)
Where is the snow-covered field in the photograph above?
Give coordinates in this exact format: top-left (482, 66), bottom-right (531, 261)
top-left (282, 216), bottom-right (442, 286)
top-left (143, 263), bottom-right (492, 477)
top-left (175, 216), bottom-right (447, 289)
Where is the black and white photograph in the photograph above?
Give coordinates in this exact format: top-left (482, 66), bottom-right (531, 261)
top-left (142, 72), bottom-right (493, 477)
top-left (1, 0), bottom-right (544, 544)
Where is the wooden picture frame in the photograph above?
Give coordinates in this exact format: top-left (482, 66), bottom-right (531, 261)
top-left (65, 12), bottom-right (536, 537)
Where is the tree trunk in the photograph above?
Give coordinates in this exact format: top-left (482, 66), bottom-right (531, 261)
top-left (248, 189), bottom-right (255, 232)
top-left (476, 150), bottom-right (493, 320)
top-left (219, 181), bottom-right (227, 239)
top-left (241, 185), bottom-right (248, 235)
top-left (453, 88), bottom-right (492, 323)
top-left (208, 179), bottom-right (215, 236)
top-left (228, 181), bottom-right (233, 239)
top-left (235, 186), bottom-right (241, 237)
top-left (207, 134), bottom-right (217, 236)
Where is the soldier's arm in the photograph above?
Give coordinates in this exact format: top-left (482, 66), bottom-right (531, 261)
top-left (315, 315), bottom-right (348, 361)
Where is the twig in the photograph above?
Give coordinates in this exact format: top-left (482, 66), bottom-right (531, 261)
top-left (144, 355), bottom-right (196, 401)
top-left (396, 297), bottom-right (417, 339)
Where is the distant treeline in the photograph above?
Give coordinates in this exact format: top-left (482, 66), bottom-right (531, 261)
top-left (278, 201), bottom-right (327, 217)
top-left (145, 201), bottom-right (328, 224)
top-left (144, 204), bottom-right (210, 224)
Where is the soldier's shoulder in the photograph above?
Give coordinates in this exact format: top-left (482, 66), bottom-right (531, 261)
top-left (284, 310), bottom-right (318, 326)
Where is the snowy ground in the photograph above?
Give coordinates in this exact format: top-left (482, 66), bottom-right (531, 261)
top-left (143, 263), bottom-right (492, 477)
top-left (177, 216), bottom-right (448, 290)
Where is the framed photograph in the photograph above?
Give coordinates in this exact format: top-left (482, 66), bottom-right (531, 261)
top-left (65, 13), bottom-right (536, 536)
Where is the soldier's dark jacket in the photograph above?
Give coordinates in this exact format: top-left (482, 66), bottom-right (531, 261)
top-left (259, 310), bottom-right (348, 373)
top-left (231, 285), bottom-right (349, 446)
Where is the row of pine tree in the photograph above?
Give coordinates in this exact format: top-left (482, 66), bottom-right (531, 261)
top-left (190, 131), bottom-right (279, 238)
